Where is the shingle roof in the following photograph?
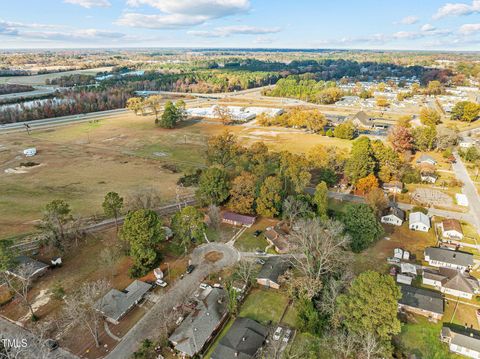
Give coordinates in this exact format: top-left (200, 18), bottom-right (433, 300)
top-left (95, 280), bottom-right (151, 322)
top-left (264, 228), bottom-right (289, 252)
top-left (417, 154), bottom-right (437, 164)
top-left (399, 284), bottom-right (444, 315)
top-left (424, 247), bottom-right (474, 268)
top-left (442, 326), bottom-right (480, 353)
top-left (351, 111), bottom-right (372, 126)
top-left (383, 206), bottom-right (406, 221)
top-left (409, 212), bottom-right (430, 227)
top-left (211, 318), bottom-right (267, 359)
top-left (442, 219), bottom-right (463, 235)
top-left (257, 256), bottom-right (289, 284)
top-left (7, 256), bottom-right (49, 279)
top-left (169, 288), bottom-right (227, 357)
top-left (222, 211), bottom-right (256, 226)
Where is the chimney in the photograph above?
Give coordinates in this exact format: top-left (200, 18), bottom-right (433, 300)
top-left (235, 352), bottom-right (239, 357)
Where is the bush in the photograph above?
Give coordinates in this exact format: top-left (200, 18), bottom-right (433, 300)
top-left (177, 168), bottom-right (202, 187)
top-left (51, 282), bottom-right (65, 300)
top-left (411, 206), bottom-right (428, 214)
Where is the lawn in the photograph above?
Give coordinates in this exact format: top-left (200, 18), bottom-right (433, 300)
top-left (239, 288), bottom-right (290, 326)
top-left (233, 217), bottom-right (276, 252)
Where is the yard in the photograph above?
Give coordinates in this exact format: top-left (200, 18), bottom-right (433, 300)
top-left (233, 217), bottom-right (277, 252)
top-left (239, 288), bottom-right (290, 326)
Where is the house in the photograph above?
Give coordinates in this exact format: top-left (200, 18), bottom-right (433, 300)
top-left (169, 288), bottom-right (228, 357)
top-left (420, 172), bottom-right (438, 184)
top-left (417, 154), bottom-right (437, 166)
top-left (409, 212), bottom-right (430, 232)
top-left (456, 193), bottom-right (469, 207)
top-left (397, 274), bottom-right (413, 285)
top-left (264, 224), bottom-right (290, 254)
top-left (211, 317), bottom-right (267, 359)
top-left (382, 181), bottom-right (404, 194)
top-left (6, 256), bottom-right (49, 280)
top-left (256, 256), bottom-right (290, 290)
top-left (398, 284), bottom-right (444, 321)
top-left (459, 137), bottom-right (476, 148)
top-left (95, 280), bottom-right (151, 325)
top-left (381, 206), bottom-right (406, 226)
top-left (441, 325), bottom-right (480, 358)
top-left (349, 111), bottom-right (374, 128)
top-left (424, 247), bottom-right (474, 272)
top-left (423, 268), bottom-right (480, 299)
top-left (221, 211), bottom-right (256, 228)
top-left (441, 219), bottom-right (464, 240)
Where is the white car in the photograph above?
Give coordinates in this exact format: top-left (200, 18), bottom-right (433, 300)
top-left (283, 329), bottom-right (292, 343)
top-left (273, 327), bottom-right (283, 341)
top-left (156, 279), bottom-right (167, 287)
top-left (200, 283), bottom-right (210, 290)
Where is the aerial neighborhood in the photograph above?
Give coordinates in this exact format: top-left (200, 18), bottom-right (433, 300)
top-left (2, 2), bottom-right (480, 358)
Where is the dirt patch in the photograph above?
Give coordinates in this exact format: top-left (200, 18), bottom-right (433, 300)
top-left (411, 188), bottom-right (453, 207)
top-left (204, 251), bottom-right (224, 263)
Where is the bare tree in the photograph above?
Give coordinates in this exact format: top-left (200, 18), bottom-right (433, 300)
top-left (359, 332), bottom-right (383, 359)
top-left (234, 259), bottom-right (258, 288)
top-left (213, 106), bottom-right (234, 125)
top-left (62, 279), bottom-right (110, 348)
top-left (328, 330), bottom-right (358, 359)
top-left (289, 218), bottom-right (351, 298)
top-left (318, 271), bottom-right (353, 325)
top-left (99, 247), bottom-right (119, 279)
top-left (282, 195), bottom-right (312, 225)
top-left (1, 263), bottom-right (37, 320)
top-left (125, 188), bottom-right (162, 211)
top-left (207, 204), bottom-right (221, 231)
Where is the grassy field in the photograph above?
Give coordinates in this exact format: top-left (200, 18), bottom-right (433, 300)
top-left (239, 288), bottom-right (290, 326)
top-left (233, 217), bottom-right (276, 252)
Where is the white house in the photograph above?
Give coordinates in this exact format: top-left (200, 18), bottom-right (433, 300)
top-left (409, 212), bottom-right (430, 232)
top-left (417, 154), bottom-right (437, 166)
top-left (441, 219), bottom-right (464, 240)
top-left (382, 181), bottom-right (403, 194)
top-left (423, 268), bottom-right (479, 300)
top-left (424, 247), bottom-right (474, 272)
top-left (420, 173), bottom-right (438, 184)
top-left (456, 194), bottom-right (469, 207)
top-left (381, 206), bottom-right (405, 226)
top-left (442, 326), bottom-right (480, 359)
top-left (23, 148), bottom-right (37, 157)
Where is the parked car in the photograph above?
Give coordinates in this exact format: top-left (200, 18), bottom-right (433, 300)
top-left (253, 230), bottom-right (262, 237)
top-left (256, 259), bottom-right (266, 265)
top-left (273, 327), bottom-right (283, 341)
top-left (186, 264), bottom-right (195, 274)
top-left (45, 339), bottom-right (59, 351)
top-left (255, 249), bottom-right (266, 255)
top-left (200, 283), bottom-right (210, 290)
top-left (146, 280), bottom-right (158, 289)
top-left (175, 316), bottom-right (184, 325)
top-left (387, 257), bottom-right (400, 264)
top-left (283, 329), bottom-right (292, 343)
top-left (156, 279), bottom-right (168, 287)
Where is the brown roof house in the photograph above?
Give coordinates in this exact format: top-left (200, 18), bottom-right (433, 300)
top-left (441, 219), bottom-right (464, 240)
top-left (264, 223), bottom-right (291, 254)
top-left (423, 268), bottom-right (480, 300)
top-left (221, 211), bottom-right (256, 228)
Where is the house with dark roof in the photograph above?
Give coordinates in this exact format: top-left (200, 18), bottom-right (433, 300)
top-left (423, 268), bottom-right (480, 300)
top-left (381, 206), bottom-right (406, 226)
top-left (349, 111), bottom-right (374, 128)
top-left (95, 280), bottom-right (151, 325)
top-left (398, 284), bottom-right (444, 321)
top-left (256, 256), bottom-right (290, 290)
top-left (424, 247), bottom-right (474, 272)
top-left (211, 317), bottom-right (267, 359)
top-left (441, 219), bottom-right (464, 240)
top-left (441, 325), bottom-right (480, 358)
top-left (221, 211), bottom-right (256, 228)
top-left (6, 256), bottom-right (49, 281)
top-left (169, 288), bottom-right (228, 357)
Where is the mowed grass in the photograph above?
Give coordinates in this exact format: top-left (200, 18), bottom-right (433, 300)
top-left (239, 288), bottom-right (290, 326)
top-left (233, 217), bottom-right (276, 252)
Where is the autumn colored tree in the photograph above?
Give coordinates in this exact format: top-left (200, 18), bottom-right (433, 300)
top-left (412, 126), bottom-right (437, 151)
top-left (206, 131), bottom-right (240, 168)
top-left (256, 176), bottom-right (284, 217)
top-left (228, 172), bottom-right (257, 215)
top-left (365, 188), bottom-right (389, 216)
top-left (126, 97), bottom-right (144, 115)
top-left (376, 96), bottom-right (389, 108)
top-left (356, 174), bottom-right (379, 195)
top-left (279, 151), bottom-right (312, 194)
top-left (388, 125), bottom-right (413, 153)
top-left (312, 181), bottom-right (328, 220)
top-left (420, 107), bottom-right (441, 126)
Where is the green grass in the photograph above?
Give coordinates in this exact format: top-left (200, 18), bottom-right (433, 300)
top-left (282, 303), bottom-right (299, 328)
top-left (328, 198), bottom-right (349, 215)
top-left (396, 317), bottom-right (459, 359)
top-left (239, 288), bottom-right (289, 326)
top-left (234, 232), bottom-right (269, 252)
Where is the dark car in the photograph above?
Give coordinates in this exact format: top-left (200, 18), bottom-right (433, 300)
top-left (253, 230), bottom-right (262, 237)
top-left (45, 339), bottom-right (59, 351)
top-left (186, 264), bottom-right (195, 274)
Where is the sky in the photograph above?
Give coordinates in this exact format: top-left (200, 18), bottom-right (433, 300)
top-left (1, 0), bottom-right (480, 50)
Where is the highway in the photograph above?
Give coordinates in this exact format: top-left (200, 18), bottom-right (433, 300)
top-left (0, 86), bottom-right (58, 102)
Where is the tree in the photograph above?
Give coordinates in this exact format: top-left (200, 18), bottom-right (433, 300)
top-left (159, 100), bottom-right (180, 128)
top-left (63, 279), bottom-right (110, 347)
top-left (121, 209), bottom-right (164, 277)
top-left (312, 181), bottom-right (328, 220)
top-left (365, 188), bottom-right (388, 216)
top-left (279, 151), bottom-right (312, 194)
top-left (388, 125), bottom-right (413, 153)
top-left (436, 127), bottom-right (458, 150)
top-left (99, 246), bottom-right (119, 279)
top-left (207, 204), bottom-right (221, 230)
top-left (233, 260), bottom-right (258, 288)
top-left (356, 174), bottom-right (379, 195)
top-left (196, 166), bottom-right (230, 206)
top-left (425, 80), bottom-right (444, 95)
top-left (375, 96), bottom-right (389, 108)
top-left (126, 97), bottom-right (144, 115)
top-left (171, 206), bottom-right (206, 255)
top-left (345, 137), bottom-right (376, 183)
top-left (412, 125), bottom-right (437, 151)
top-left (343, 203), bottom-right (383, 252)
top-left (256, 176), bottom-right (283, 217)
top-left (228, 171), bottom-right (257, 215)
top-left (213, 105), bottom-right (234, 125)
top-left (206, 131), bottom-right (239, 168)
top-left (39, 199), bottom-right (73, 253)
top-left (420, 107), bottom-right (441, 126)
top-left (282, 195), bottom-right (314, 225)
top-left (334, 121), bottom-right (356, 140)
top-left (336, 271), bottom-right (401, 342)
top-left (145, 95), bottom-right (162, 121)
top-left (451, 101), bottom-right (480, 122)
top-left (102, 191), bottom-right (124, 233)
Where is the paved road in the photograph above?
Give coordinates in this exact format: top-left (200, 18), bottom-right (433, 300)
top-left (105, 243), bottom-right (239, 359)
top-left (453, 152), bottom-right (480, 230)
top-left (0, 317), bottom-right (78, 359)
top-left (0, 86), bottom-right (57, 102)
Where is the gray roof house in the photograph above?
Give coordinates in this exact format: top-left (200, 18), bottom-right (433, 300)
top-left (398, 284), bottom-right (444, 320)
top-left (95, 280), bottom-right (151, 324)
top-left (350, 111), bottom-right (374, 128)
top-left (256, 256), bottom-right (290, 289)
top-left (423, 268), bottom-right (480, 299)
top-left (409, 211), bottom-right (430, 232)
top-left (169, 288), bottom-right (228, 357)
top-left (211, 317), bottom-right (267, 359)
top-left (417, 154), bottom-right (437, 166)
top-left (441, 325), bottom-right (480, 358)
top-left (6, 256), bottom-right (49, 280)
top-left (424, 247), bottom-right (474, 271)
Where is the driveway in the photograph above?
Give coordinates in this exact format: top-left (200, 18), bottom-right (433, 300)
top-left (0, 317), bottom-right (78, 359)
top-left (453, 152), bottom-right (480, 230)
top-left (105, 243), bottom-right (239, 359)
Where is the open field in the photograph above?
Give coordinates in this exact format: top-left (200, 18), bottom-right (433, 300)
top-left (0, 67), bottom-right (113, 86)
top-left (239, 288), bottom-right (290, 326)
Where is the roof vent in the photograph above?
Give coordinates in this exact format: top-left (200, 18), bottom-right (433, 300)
top-left (206, 312), bottom-right (210, 316)
top-left (194, 328), bottom-right (198, 332)
top-left (471, 333), bottom-right (474, 337)
top-left (242, 336), bottom-right (246, 341)
top-left (235, 352), bottom-right (239, 357)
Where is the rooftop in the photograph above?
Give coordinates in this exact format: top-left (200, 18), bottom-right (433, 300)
top-left (399, 284), bottom-right (444, 315)
top-left (424, 247), bottom-right (473, 268)
top-left (257, 256), bottom-right (289, 284)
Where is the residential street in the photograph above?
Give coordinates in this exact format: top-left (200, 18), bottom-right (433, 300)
top-left (105, 242), bottom-right (239, 359)
top-left (0, 317), bottom-right (78, 359)
top-left (453, 152), bottom-right (480, 230)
